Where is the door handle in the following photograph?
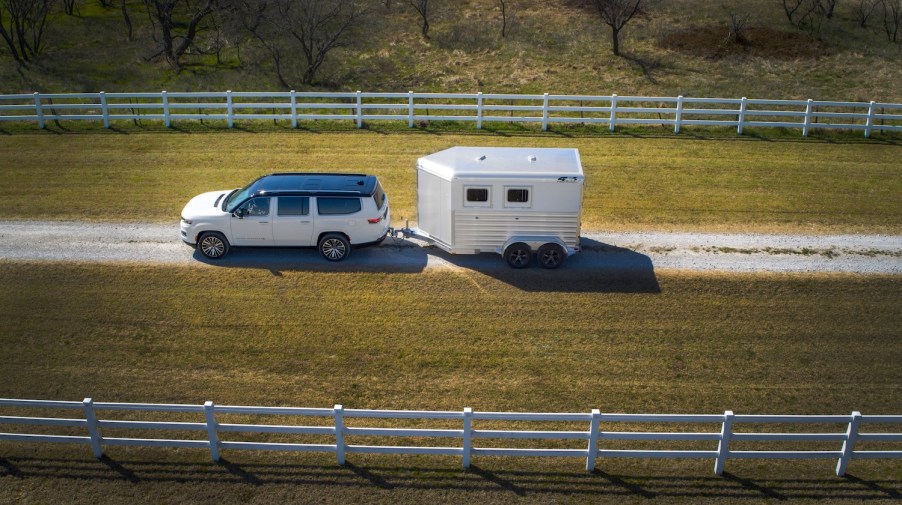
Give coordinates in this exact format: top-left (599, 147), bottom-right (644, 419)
top-left (301, 221), bottom-right (311, 223)
top-left (259, 221), bottom-right (269, 224)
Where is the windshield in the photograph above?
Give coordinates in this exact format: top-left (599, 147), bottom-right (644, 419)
top-left (223, 182), bottom-right (254, 212)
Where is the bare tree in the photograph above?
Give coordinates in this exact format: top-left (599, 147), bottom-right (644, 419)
top-left (242, 0), bottom-right (367, 87)
top-left (121, 0), bottom-right (133, 39)
top-left (853, 0), bottom-right (880, 27)
top-left (882, 0), bottom-right (901, 41)
top-left (728, 11), bottom-right (750, 43)
top-left (0, 0), bottom-right (54, 63)
top-left (499, 0), bottom-right (507, 37)
top-left (61, 0), bottom-right (77, 14)
top-left (782, 0), bottom-right (836, 31)
top-left (592, 0), bottom-right (643, 56)
top-left (406, 0), bottom-right (430, 39)
top-left (143, 0), bottom-right (221, 69)
top-left (782, 0), bottom-right (820, 27)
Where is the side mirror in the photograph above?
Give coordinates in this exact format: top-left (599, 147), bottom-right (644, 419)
top-left (233, 208), bottom-right (245, 219)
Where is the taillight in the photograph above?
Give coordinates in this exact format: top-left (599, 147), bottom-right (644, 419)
top-left (367, 217), bottom-right (381, 224)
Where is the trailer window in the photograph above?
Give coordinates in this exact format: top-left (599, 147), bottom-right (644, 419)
top-left (505, 187), bottom-right (531, 208)
top-left (464, 187), bottom-right (491, 207)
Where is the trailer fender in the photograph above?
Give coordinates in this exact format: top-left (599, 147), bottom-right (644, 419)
top-left (497, 236), bottom-right (571, 257)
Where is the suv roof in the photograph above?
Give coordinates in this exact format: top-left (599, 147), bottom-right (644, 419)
top-left (248, 173), bottom-right (379, 198)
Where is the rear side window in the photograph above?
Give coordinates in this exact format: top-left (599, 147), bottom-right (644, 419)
top-left (278, 196), bottom-right (309, 216)
top-left (373, 181), bottom-right (386, 210)
top-left (317, 197), bottom-right (362, 215)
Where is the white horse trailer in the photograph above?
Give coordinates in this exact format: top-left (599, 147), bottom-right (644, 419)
top-left (400, 146), bottom-right (585, 269)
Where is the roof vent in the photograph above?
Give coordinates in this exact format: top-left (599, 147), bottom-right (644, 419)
top-left (477, 155), bottom-right (487, 161)
top-left (528, 155), bottom-right (537, 162)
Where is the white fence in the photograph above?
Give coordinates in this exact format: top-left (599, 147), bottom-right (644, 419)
top-left (1, 398), bottom-right (900, 476)
top-left (0, 91), bottom-right (900, 137)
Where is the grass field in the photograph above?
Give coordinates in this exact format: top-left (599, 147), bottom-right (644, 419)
top-left (0, 129), bottom-right (900, 233)
top-left (0, 263), bottom-right (900, 503)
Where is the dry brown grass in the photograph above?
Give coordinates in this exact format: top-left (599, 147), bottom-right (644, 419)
top-left (0, 262), bottom-right (900, 501)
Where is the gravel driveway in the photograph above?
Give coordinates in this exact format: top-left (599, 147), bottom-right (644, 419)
top-left (0, 220), bottom-right (900, 274)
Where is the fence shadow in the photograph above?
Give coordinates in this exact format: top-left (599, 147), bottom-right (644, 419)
top-left (0, 455), bottom-right (899, 500)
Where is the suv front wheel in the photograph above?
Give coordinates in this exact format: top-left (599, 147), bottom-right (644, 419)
top-left (198, 232), bottom-right (230, 260)
top-left (319, 233), bottom-right (351, 261)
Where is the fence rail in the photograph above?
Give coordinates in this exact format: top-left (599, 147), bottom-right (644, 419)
top-left (1, 398), bottom-right (900, 475)
top-left (0, 91), bottom-right (900, 137)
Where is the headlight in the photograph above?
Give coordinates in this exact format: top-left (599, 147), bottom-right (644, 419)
top-left (181, 217), bottom-right (193, 225)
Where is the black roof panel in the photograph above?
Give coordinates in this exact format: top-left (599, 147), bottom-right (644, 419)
top-left (249, 173), bottom-right (377, 197)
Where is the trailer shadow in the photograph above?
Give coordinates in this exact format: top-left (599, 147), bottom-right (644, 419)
top-left (424, 238), bottom-right (661, 294)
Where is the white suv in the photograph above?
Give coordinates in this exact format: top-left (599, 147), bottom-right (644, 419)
top-left (180, 173), bottom-right (390, 261)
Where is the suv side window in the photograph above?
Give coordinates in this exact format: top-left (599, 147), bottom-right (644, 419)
top-left (317, 197), bottom-right (362, 215)
top-left (278, 196), bottom-right (309, 216)
top-left (239, 197), bottom-right (270, 216)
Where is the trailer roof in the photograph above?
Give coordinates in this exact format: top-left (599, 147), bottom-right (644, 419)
top-left (417, 147), bottom-right (583, 180)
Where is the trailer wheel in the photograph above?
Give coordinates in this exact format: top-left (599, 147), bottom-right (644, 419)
top-left (504, 242), bottom-right (532, 269)
top-left (319, 233), bottom-right (351, 262)
top-left (537, 243), bottom-right (566, 269)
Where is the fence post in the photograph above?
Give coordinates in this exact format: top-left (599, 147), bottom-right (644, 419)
top-left (674, 95), bottom-right (684, 134)
top-left (541, 92), bottom-right (550, 131)
top-left (204, 401), bottom-right (221, 462)
top-left (737, 97), bottom-right (747, 135)
top-left (290, 90), bottom-right (298, 129)
top-left (334, 404), bottom-right (346, 465)
top-left (355, 91), bottom-right (363, 129)
top-left (802, 98), bottom-right (813, 137)
top-left (714, 410), bottom-right (734, 475)
top-left (408, 91), bottom-right (414, 128)
top-left (33, 92), bottom-right (45, 129)
top-left (609, 94), bottom-right (618, 132)
top-left (864, 101), bottom-right (875, 138)
top-left (82, 398), bottom-right (103, 459)
top-left (99, 91), bottom-right (110, 129)
top-left (462, 407), bottom-right (473, 469)
top-left (586, 409), bottom-right (601, 472)
top-left (226, 90), bottom-right (234, 129)
top-left (836, 411), bottom-right (862, 476)
top-left (476, 92), bottom-right (484, 130)
top-left (162, 91), bottom-right (171, 128)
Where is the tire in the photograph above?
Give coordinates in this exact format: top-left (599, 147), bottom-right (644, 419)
top-left (504, 242), bottom-right (531, 269)
top-left (319, 233), bottom-right (351, 262)
top-left (198, 232), bottom-right (230, 260)
top-left (537, 243), bottom-right (566, 269)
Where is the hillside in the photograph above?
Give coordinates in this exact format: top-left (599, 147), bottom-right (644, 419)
top-left (1, 0), bottom-right (900, 101)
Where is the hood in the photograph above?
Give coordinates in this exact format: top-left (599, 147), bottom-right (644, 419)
top-left (181, 190), bottom-right (231, 219)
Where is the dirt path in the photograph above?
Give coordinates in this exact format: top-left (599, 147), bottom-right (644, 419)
top-left (0, 221), bottom-right (900, 274)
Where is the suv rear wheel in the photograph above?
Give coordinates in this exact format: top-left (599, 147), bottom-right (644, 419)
top-left (319, 233), bottom-right (351, 261)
